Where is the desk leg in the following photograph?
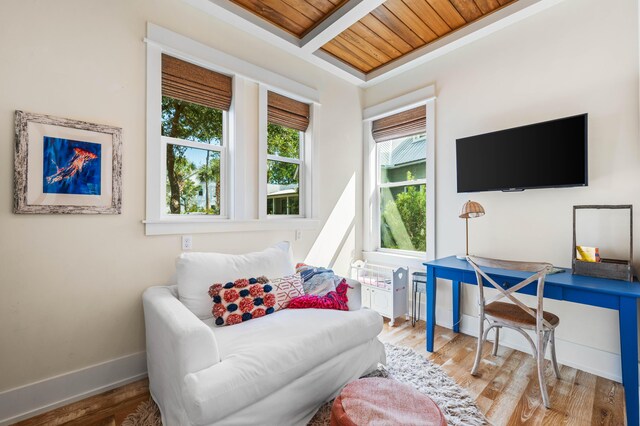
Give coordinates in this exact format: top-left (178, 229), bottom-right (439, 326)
top-left (619, 297), bottom-right (639, 426)
top-left (426, 266), bottom-right (436, 352)
top-left (453, 281), bottom-right (461, 333)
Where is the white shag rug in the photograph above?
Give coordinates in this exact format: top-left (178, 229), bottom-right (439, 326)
top-left (309, 343), bottom-right (488, 426)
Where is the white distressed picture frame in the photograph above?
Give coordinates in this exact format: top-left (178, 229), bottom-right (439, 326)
top-left (14, 111), bottom-right (123, 214)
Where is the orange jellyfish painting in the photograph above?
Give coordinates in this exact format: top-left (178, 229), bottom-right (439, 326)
top-left (43, 137), bottom-right (101, 195)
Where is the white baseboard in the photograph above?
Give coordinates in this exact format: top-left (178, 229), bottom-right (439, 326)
top-left (407, 294), bottom-right (640, 386)
top-left (0, 352), bottom-right (147, 425)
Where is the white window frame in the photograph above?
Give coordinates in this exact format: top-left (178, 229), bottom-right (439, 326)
top-left (144, 24), bottom-right (320, 235)
top-left (362, 86), bottom-right (436, 263)
top-left (161, 121), bottom-right (229, 218)
top-left (258, 85), bottom-right (318, 220)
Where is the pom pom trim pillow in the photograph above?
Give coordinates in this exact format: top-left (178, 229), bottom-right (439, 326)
top-left (177, 242), bottom-right (294, 320)
top-left (209, 277), bottom-right (277, 326)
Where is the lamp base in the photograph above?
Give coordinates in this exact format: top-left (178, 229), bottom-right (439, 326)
top-left (455, 254), bottom-right (467, 260)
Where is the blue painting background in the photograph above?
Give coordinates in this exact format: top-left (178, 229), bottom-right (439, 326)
top-left (42, 137), bottom-right (101, 195)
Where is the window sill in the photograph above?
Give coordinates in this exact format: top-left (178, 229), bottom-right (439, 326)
top-left (143, 218), bottom-right (319, 236)
top-left (362, 250), bottom-right (428, 270)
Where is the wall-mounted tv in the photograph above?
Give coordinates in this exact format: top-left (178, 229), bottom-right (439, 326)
top-left (456, 114), bottom-right (588, 193)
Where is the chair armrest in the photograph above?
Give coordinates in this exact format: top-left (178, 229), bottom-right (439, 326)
top-left (143, 286), bottom-right (220, 381)
top-left (344, 278), bottom-right (362, 311)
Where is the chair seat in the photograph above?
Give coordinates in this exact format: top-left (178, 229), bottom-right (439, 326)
top-left (485, 301), bottom-right (560, 328)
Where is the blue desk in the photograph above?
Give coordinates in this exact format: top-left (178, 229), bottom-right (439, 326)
top-left (424, 256), bottom-right (640, 425)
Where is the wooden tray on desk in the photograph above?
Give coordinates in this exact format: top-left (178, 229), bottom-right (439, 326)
top-left (572, 205), bottom-right (634, 282)
top-left (574, 258), bottom-right (633, 281)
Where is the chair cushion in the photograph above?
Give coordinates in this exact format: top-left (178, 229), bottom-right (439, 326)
top-left (211, 306), bottom-right (381, 361)
top-left (176, 242), bottom-right (294, 319)
top-left (189, 308), bottom-right (383, 421)
top-left (485, 301), bottom-right (560, 328)
top-left (330, 377), bottom-right (447, 426)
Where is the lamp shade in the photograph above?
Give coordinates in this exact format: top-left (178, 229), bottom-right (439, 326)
top-left (459, 200), bottom-right (485, 219)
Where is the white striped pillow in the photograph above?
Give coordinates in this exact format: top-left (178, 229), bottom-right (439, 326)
top-left (270, 273), bottom-right (305, 310)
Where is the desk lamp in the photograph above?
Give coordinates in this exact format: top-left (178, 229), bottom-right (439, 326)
top-left (457, 200), bottom-right (485, 260)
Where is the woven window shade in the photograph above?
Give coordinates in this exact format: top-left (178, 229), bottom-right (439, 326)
top-left (162, 54), bottom-right (232, 111)
top-left (268, 91), bottom-right (310, 132)
top-left (372, 105), bottom-right (426, 142)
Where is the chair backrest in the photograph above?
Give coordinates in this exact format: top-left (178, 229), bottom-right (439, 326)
top-left (467, 256), bottom-right (554, 329)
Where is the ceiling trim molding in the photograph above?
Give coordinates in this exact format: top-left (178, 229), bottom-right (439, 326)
top-left (363, 85), bottom-right (436, 121)
top-left (299, 0), bottom-right (387, 54)
top-left (312, 49), bottom-right (366, 80)
top-left (184, 0), bottom-right (300, 47)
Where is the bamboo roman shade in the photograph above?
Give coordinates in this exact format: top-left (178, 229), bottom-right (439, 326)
top-left (268, 91), bottom-right (310, 132)
top-left (162, 54), bottom-right (232, 111)
top-left (372, 105), bottom-right (426, 142)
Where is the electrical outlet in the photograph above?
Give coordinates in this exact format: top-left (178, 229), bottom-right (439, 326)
top-left (295, 229), bottom-right (302, 241)
top-left (182, 235), bottom-right (193, 251)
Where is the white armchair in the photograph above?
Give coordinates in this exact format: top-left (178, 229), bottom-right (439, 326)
top-left (143, 244), bottom-right (385, 425)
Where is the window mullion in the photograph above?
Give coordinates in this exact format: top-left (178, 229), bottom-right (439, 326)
top-left (379, 180), bottom-right (427, 189)
top-left (162, 135), bottom-right (223, 152)
top-left (267, 154), bottom-right (301, 164)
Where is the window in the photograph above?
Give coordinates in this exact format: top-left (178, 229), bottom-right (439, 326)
top-left (267, 123), bottom-right (302, 215)
top-left (145, 25), bottom-right (320, 235)
top-left (265, 91), bottom-right (310, 217)
top-left (371, 104), bottom-right (430, 255)
top-left (161, 54), bottom-right (231, 216)
top-left (377, 135), bottom-right (427, 252)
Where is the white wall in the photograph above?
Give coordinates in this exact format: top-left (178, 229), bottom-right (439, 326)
top-left (0, 0), bottom-right (362, 396)
top-left (364, 0), bottom-right (640, 378)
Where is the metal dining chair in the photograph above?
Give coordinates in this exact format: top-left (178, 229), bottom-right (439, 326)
top-left (466, 255), bottom-right (561, 408)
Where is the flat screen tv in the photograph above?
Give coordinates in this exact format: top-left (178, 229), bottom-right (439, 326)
top-left (456, 113), bottom-right (588, 193)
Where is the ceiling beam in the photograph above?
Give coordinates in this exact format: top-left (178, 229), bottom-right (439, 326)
top-left (299, 0), bottom-right (387, 54)
top-left (182, 0), bottom-right (367, 85)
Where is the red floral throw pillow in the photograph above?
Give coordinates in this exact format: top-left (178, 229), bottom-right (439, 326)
top-left (288, 279), bottom-right (351, 311)
top-left (209, 277), bottom-right (277, 326)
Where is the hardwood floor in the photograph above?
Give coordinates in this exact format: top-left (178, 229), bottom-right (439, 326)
top-left (15, 319), bottom-right (626, 425)
top-left (13, 380), bottom-right (151, 426)
top-left (378, 319), bottom-right (626, 426)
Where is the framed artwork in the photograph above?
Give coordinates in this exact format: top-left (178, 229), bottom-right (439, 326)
top-left (14, 111), bottom-right (122, 214)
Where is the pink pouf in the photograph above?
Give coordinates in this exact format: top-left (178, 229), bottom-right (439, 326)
top-left (330, 377), bottom-right (447, 426)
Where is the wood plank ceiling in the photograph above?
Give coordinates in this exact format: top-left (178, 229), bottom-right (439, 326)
top-left (323, 0), bottom-right (517, 72)
top-left (229, 0), bottom-right (349, 37)
top-left (228, 0), bottom-right (518, 74)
